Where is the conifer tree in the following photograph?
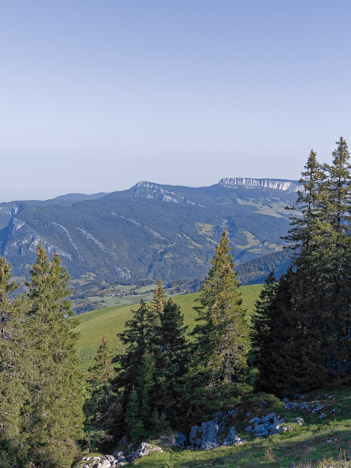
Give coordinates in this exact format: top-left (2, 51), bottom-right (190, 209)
top-left (158, 299), bottom-right (189, 423)
top-left (150, 276), bottom-right (167, 325)
top-left (254, 139), bottom-right (351, 395)
top-left (316, 138), bottom-right (351, 381)
top-left (84, 337), bottom-right (115, 448)
top-left (252, 268), bottom-right (309, 395)
top-left (110, 300), bottom-right (157, 440)
top-left (25, 245), bottom-right (84, 467)
top-left (286, 150), bottom-right (326, 261)
top-left (250, 271), bottom-right (278, 370)
top-left (0, 259), bottom-right (31, 466)
top-left (108, 282), bottom-right (190, 441)
top-left (190, 230), bottom-right (249, 412)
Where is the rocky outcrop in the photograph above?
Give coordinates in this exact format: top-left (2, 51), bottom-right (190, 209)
top-left (188, 409), bottom-right (244, 450)
top-left (244, 412), bottom-right (290, 437)
top-left (156, 431), bottom-right (187, 448)
top-left (81, 442), bottom-right (163, 467)
top-left (219, 177), bottom-right (300, 192)
top-left (80, 397), bottom-right (319, 466)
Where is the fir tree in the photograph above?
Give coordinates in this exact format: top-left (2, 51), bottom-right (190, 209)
top-left (254, 139), bottom-right (351, 395)
top-left (250, 271), bottom-right (278, 369)
top-left (158, 299), bottom-right (189, 424)
top-left (25, 245), bottom-right (84, 467)
top-left (190, 230), bottom-right (250, 413)
top-left (0, 259), bottom-right (31, 466)
top-left (150, 276), bottom-right (167, 325)
top-left (84, 337), bottom-right (115, 448)
top-left (317, 138), bottom-right (351, 381)
top-left (286, 149), bottom-right (326, 261)
top-left (109, 300), bottom-right (157, 440)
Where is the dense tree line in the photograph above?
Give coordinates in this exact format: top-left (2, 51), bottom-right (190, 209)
top-left (85, 231), bottom-right (250, 446)
top-left (0, 245), bottom-right (84, 468)
top-left (251, 137), bottom-right (351, 396)
top-left (2, 137), bottom-right (351, 465)
top-left (0, 230), bottom-right (249, 466)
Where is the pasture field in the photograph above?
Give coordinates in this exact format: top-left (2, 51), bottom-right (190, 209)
top-left (76, 284), bottom-right (263, 372)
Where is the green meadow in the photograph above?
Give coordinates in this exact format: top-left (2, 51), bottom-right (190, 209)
top-left (76, 284), bottom-right (262, 372)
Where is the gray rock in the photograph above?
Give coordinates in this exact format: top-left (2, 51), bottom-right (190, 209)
top-left (112, 452), bottom-right (127, 466)
top-left (189, 421), bottom-right (219, 450)
top-left (223, 427), bottom-right (244, 446)
top-left (282, 397), bottom-right (289, 403)
top-left (189, 425), bottom-right (200, 446)
top-left (262, 412), bottom-right (276, 423)
top-left (299, 402), bottom-right (309, 410)
top-left (176, 431), bottom-right (188, 447)
top-left (312, 404), bottom-right (324, 413)
top-left (292, 417), bottom-right (304, 426)
top-left (254, 424), bottom-right (270, 437)
top-left (157, 432), bottom-right (187, 448)
top-left (284, 401), bottom-right (299, 409)
top-left (84, 454), bottom-right (124, 468)
top-left (319, 412), bottom-right (327, 419)
top-left (126, 442), bottom-right (163, 463)
top-left (276, 424), bottom-right (292, 434)
top-left (249, 416), bottom-right (260, 424)
top-left (245, 425), bottom-right (253, 432)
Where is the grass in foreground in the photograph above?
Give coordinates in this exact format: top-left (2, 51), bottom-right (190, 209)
top-left (128, 388), bottom-right (351, 467)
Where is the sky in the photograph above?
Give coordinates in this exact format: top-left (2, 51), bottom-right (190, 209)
top-left (1, 0), bottom-right (351, 201)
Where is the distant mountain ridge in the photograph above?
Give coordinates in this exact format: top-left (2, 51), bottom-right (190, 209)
top-left (219, 177), bottom-right (300, 192)
top-left (0, 178), bottom-right (298, 284)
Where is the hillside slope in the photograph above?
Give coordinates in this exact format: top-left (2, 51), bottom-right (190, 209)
top-left (76, 284), bottom-right (262, 371)
top-left (0, 178), bottom-right (298, 283)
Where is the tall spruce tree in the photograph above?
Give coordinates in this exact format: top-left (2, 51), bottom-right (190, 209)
top-left (254, 139), bottom-right (351, 395)
top-left (317, 138), bottom-right (351, 381)
top-left (107, 282), bottom-right (191, 441)
top-left (286, 150), bottom-right (326, 261)
top-left (158, 299), bottom-right (189, 425)
top-left (84, 337), bottom-right (115, 449)
top-left (25, 245), bottom-right (84, 467)
top-left (0, 259), bottom-right (32, 467)
top-left (110, 300), bottom-right (158, 440)
top-left (190, 230), bottom-right (249, 413)
top-left (250, 271), bottom-right (278, 373)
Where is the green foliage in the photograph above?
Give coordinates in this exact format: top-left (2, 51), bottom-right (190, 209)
top-left (190, 230), bottom-right (250, 416)
top-left (75, 284), bottom-right (262, 373)
top-left (103, 279), bottom-right (190, 442)
top-left (0, 259), bottom-right (31, 466)
top-left (0, 247), bottom-right (85, 467)
top-left (23, 245), bottom-right (85, 467)
top-left (250, 271), bottom-right (278, 375)
top-left (253, 138), bottom-right (351, 396)
top-left (83, 337), bottom-right (115, 449)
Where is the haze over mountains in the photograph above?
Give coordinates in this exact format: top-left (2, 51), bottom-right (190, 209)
top-left (0, 178), bottom-right (299, 284)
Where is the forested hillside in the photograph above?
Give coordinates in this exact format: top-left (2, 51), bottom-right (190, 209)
top-left (2, 140), bottom-right (351, 467)
top-left (0, 178), bottom-right (298, 285)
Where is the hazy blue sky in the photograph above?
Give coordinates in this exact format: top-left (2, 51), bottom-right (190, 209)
top-left (1, 0), bottom-right (351, 201)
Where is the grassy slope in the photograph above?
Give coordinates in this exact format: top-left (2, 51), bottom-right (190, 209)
top-left (76, 285), bottom-right (351, 467)
top-left (132, 388), bottom-right (351, 467)
top-left (76, 284), bottom-right (262, 372)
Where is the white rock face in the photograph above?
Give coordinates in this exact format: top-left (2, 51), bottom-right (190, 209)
top-left (219, 178), bottom-right (300, 192)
